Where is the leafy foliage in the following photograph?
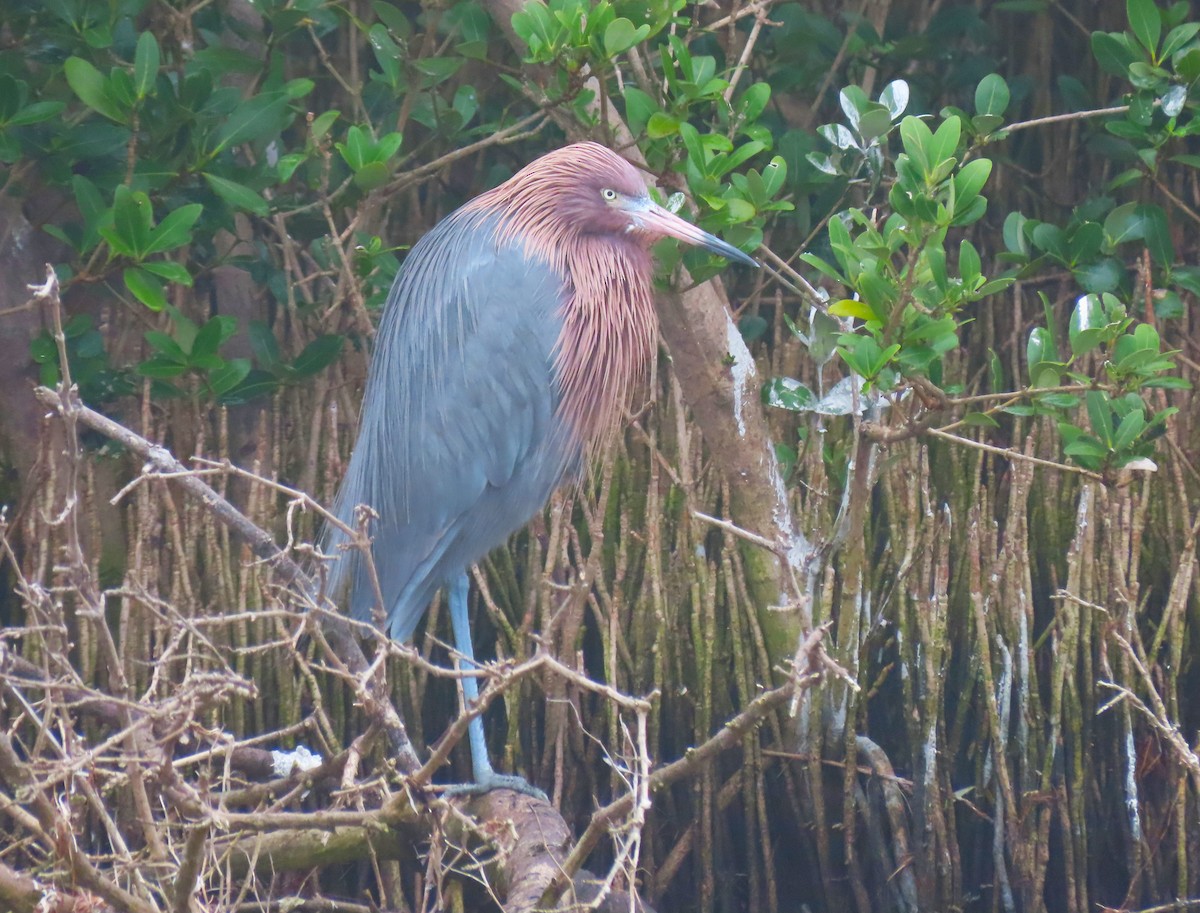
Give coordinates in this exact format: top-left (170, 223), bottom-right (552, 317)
top-left (3, 0), bottom-right (1200, 911)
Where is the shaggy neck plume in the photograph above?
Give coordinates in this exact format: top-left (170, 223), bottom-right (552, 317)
top-left (464, 147), bottom-right (659, 451)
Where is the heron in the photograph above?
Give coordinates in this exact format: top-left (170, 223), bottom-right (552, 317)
top-left (325, 141), bottom-right (756, 794)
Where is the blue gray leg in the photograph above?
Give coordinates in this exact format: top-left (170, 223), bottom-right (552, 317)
top-left (443, 571), bottom-right (546, 799)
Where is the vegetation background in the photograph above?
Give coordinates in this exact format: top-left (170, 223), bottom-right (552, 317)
top-left (0, 0), bottom-right (1198, 911)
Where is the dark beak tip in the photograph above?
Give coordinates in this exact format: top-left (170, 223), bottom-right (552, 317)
top-left (724, 249), bottom-right (760, 269)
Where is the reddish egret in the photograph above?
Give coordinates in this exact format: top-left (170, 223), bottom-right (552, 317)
top-left (326, 142), bottom-right (756, 794)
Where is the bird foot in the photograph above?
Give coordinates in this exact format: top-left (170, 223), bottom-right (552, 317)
top-left (441, 772), bottom-right (548, 802)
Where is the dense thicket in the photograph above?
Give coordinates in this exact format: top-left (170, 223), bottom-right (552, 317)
top-left (1, 1), bottom-right (1198, 911)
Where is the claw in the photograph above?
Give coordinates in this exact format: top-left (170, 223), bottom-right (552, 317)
top-left (441, 772), bottom-right (548, 802)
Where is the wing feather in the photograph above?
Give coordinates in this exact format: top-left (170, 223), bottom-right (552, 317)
top-left (323, 211), bottom-right (578, 640)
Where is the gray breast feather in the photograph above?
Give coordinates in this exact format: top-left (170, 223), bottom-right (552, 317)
top-left (323, 210), bottom-right (579, 641)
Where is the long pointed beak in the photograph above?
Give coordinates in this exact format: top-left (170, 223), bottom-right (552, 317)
top-left (629, 199), bottom-right (759, 267)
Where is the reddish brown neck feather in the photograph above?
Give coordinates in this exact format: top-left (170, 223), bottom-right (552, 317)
top-left (463, 145), bottom-right (659, 450)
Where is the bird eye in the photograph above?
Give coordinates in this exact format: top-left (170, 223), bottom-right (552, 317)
top-left (601, 188), bottom-right (618, 202)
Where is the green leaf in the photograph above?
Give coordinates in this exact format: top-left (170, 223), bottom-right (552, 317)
top-left (738, 315), bottom-right (768, 343)
top-left (959, 239), bottom-right (981, 286)
top-left (209, 358), bottom-right (252, 397)
top-left (278, 153), bottom-right (307, 182)
top-left (124, 267), bottom-right (167, 310)
top-left (1032, 223), bottom-right (1068, 261)
top-left (212, 91), bottom-right (291, 153)
top-left (164, 306), bottom-right (198, 353)
top-left (856, 106), bottom-right (893, 142)
top-left (311, 110), bottom-right (340, 142)
top-left (377, 132), bottom-right (403, 162)
top-left (1027, 326), bottom-right (1052, 373)
top-left (1161, 22), bottom-right (1200, 58)
top-left (761, 156), bottom-right (787, 197)
top-left (678, 122), bottom-right (705, 171)
top-left (112, 186), bottom-right (153, 258)
top-left (203, 173), bottom-right (269, 216)
top-left (1063, 435), bottom-right (1108, 468)
top-left (1136, 204), bottom-right (1173, 265)
top-left (353, 161), bottom-right (391, 190)
top-left (1003, 211), bottom-right (1031, 257)
top-left (248, 321), bottom-right (283, 370)
top-left (737, 83), bottom-right (771, 123)
top-left (191, 316), bottom-right (233, 363)
top-left (603, 18), bottom-right (644, 57)
top-left (799, 252), bottom-right (846, 284)
top-left (30, 335), bottom-right (58, 364)
top-left (144, 330), bottom-right (187, 362)
top-left (974, 74), bottom-right (1010, 116)
top-left (292, 335), bottom-right (345, 377)
top-left (819, 123), bottom-right (857, 151)
top-left (953, 158), bottom-right (992, 208)
top-left (838, 86), bottom-right (868, 131)
top-left (1104, 201), bottom-right (1148, 246)
top-left (898, 116), bottom-right (933, 175)
top-left (1067, 221), bottom-right (1103, 264)
top-left (284, 78), bottom-right (314, 99)
top-left (412, 57), bottom-right (464, 83)
top-left (828, 299), bottom-right (877, 322)
top-left (1127, 0), bottom-right (1161, 56)
top-left (1112, 408), bottom-right (1146, 451)
top-left (962, 412), bottom-right (1000, 428)
top-left (218, 369), bottom-right (279, 404)
top-left (8, 101), bottom-right (66, 126)
top-left (64, 57), bottom-right (124, 123)
top-left (1086, 390), bottom-right (1114, 446)
top-left (137, 356), bottom-right (188, 378)
top-left (646, 112), bottom-right (680, 139)
top-left (133, 32), bottom-right (159, 100)
top-left (623, 87), bottom-right (655, 136)
top-left (1173, 46), bottom-right (1200, 81)
top-left (145, 204), bottom-right (203, 256)
top-left (950, 195), bottom-right (988, 227)
top-left (928, 117), bottom-right (962, 174)
top-left (927, 244), bottom-right (948, 291)
top-left (139, 261), bottom-right (193, 286)
top-left (1091, 31), bottom-right (1139, 77)
top-left (373, 1), bottom-right (412, 37)
top-left (0, 76), bottom-right (20, 122)
top-left (1069, 295), bottom-right (1104, 355)
top-left (337, 125), bottom-right (367, 170)
top-left (879, 80), bottom-right (909, 120)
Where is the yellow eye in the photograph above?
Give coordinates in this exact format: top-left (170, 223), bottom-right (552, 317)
top-left (601, 188), bottom-right (618, 201)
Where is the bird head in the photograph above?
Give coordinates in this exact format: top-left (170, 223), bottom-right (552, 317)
top-left (487, 143), bottom-right (758, 268)
top-left (561, 144), bottom-right (759, 267)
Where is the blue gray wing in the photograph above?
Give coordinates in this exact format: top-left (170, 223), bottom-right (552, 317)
top-left (323, 210), bottom-right (577, 640)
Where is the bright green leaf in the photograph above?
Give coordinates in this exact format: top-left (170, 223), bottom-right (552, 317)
top-left (124, 267), bottom-right (167, 310)
top-left (828, 298), bottom-right (877, 322)
top-left (974, 74), bottom-right (1010, 116)
top-left (133, 32), bottom-right (159, 100)
top-left (1127, 0), bottom-right (1161, 56)
top-left (646, 112), bottom-right (680, 139)
top-left (64, 57), bottom-right (124, 122)
top-left (603, 18), bottom-right (645, 56)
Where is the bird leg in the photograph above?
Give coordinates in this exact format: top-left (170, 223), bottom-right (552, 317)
top-left (443, 571), bottom-right (547, 800)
